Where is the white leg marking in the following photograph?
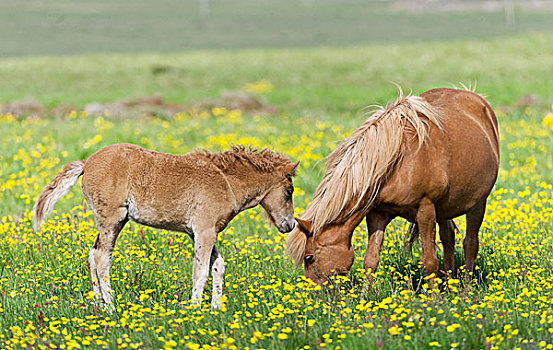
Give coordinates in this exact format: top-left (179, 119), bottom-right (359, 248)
top-left (210, 255), bottom-right (225, 309)
top-left (95, 249), bottom-right (115, 311)
top-left (88, 247), bottom-right (101, 298)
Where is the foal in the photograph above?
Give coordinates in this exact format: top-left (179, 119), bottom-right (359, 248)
top-left (33, 143), bottom-right (299, 308)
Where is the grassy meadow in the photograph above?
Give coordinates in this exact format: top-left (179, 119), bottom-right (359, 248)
top-left (1, 31), bottom-right (553, 349)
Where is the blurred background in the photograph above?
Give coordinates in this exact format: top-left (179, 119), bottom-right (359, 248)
top-left (1, 0), bottom-right (552, 117)
top-left (2, 0), bottom-right (553, 56)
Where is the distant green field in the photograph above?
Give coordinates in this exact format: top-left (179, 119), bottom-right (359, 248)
top-left (1, 0), bottom-right (553, 56)
top-left (1, 33), bottom-right (553, 116)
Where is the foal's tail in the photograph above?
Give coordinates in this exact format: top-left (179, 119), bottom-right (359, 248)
top-left (32, 161), bottom-right (85, 231)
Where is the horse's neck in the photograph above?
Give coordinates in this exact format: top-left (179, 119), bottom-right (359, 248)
top-left (316, 208), bottom-right (367, 246)
top-left (222, 167), bottom-right (272, 212)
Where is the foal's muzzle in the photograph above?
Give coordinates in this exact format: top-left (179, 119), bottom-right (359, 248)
top-left (277, 215), bottom-right (295, 233)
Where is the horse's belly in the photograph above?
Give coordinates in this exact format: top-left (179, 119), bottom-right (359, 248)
top-left (435, 174), bottom-right (497, 220)
top-left (378, 145), bottom-right (498, 221)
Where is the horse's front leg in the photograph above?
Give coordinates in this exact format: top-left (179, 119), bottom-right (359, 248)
top-left (364, 211), bottom-right (391, 283)
top-left (190, 230), bottom-right (216, 306)
top-left (416, 197), bottom-right (438, 289)
top-left (209, 245), bottom-right (225, 309)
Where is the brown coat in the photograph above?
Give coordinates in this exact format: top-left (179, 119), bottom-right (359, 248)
top-left (33, 143), bottom-right (299, 308)
top-left (287, 88), bottom-right (499, 286)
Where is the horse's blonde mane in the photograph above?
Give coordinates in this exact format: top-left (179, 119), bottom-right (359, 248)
top-left (286, 226), bottom-right (308, 267)
top-left (454, 81), bottom-right (487, 99)
top-left (301, 89), bottom-right (444, 235)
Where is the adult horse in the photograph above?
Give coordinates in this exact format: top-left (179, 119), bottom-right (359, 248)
top-left (33, 143), bottom-right (299, 308)
top-left (287, 88), bottom-right (499, 286)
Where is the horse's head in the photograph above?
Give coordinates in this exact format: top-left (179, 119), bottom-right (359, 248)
top-left (286, 217), bottom-right (355, 285)
top-left (259, 161), bottom-right (300, 233)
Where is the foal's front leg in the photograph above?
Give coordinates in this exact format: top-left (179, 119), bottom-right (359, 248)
top-left (190, 230), bottom-right (217, 306)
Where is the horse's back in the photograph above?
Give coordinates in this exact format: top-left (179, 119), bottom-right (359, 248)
top-left (422, 88), bottom-right (499, 155)
top-left (378, 88), bottom-right (499, 220)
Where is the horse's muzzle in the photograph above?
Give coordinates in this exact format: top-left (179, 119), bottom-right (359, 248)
top-left (277, 215), bottom-right (295, 233)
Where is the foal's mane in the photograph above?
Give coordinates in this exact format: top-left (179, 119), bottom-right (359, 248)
top-left (198, 146), bottom-right (293, 174)
top-left (302, 89), bottom-right (444, 235)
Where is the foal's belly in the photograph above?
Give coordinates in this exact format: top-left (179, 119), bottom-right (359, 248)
top-left (126, 196), bottom-right (192, 234)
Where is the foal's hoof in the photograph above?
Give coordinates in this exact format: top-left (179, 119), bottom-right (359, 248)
top-left (189, 299), bottom-right (202, 308)
top-left (100, 301), bottom-right (115, 313)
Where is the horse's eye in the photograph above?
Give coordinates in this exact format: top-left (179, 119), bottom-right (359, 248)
top-left (304, 255), bottom-right (314, 264)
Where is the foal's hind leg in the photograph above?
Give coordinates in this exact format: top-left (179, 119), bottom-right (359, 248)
top-left (89, 206), bottom-right (128, 308)
top-left (209, 245), bottom-right (225, 309)
top-left (464, 200), bottom-right (486, 277)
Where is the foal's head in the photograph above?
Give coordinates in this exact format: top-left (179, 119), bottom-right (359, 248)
top-left (206, 146), bottom-right (299, 233)
top-left (259, 162), bottom-right (300, 233)
top-left (286, 218), bottom-right (355, 285)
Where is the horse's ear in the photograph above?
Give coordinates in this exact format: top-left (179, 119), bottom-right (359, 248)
top-left (285, 161), bottom-right (300, 177)
top-left (295, 216), bottom-right (312, 233)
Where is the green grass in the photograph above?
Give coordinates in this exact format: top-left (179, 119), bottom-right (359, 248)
top-left (1, 33), bottom-right (553, 349)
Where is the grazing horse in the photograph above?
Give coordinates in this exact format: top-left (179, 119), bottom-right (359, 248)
top-left (33, 143), bottom-right (299, 308)
top-left (286, 88), bottom-right (499, 286)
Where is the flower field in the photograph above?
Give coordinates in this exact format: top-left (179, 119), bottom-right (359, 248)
top-left (0, 93), bottom-right (552, 350)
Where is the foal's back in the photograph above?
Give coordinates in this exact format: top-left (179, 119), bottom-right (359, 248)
top-left (82, 143), bottom-right (230, 232)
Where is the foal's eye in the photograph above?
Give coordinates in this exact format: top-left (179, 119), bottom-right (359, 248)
top-left (285, 187), bottom-right (294, 198)
top-left (304, 255), bottom-right (314, 264)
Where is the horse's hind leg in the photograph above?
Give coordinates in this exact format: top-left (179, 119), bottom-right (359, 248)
top-left (416, 198), bottom-right (438, 288)
top-left (89, 206), bottom-right (128, 308)
top-left (438, 219), bottom-right (456, 274)
top-left (209, 245), bottom-right (225, 309)
top-left (464, 200), bottom-right (486, 277)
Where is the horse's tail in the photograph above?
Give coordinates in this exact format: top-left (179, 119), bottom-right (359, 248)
top-left (32, 160), bottom-right (85, 231)
top-left (404, 220), bottom-right (458, 253)
top-left (404, 222), bottom-right (419, 254)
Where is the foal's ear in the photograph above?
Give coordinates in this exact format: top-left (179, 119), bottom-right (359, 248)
top-left (286, 161), bottom-right (300, 177)
top-left (295, 216), bottom-right (312, 233)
